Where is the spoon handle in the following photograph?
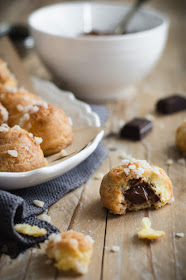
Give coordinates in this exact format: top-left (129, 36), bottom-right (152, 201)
top-left (0, 23), bottom-right (29, 39)
top-left (115, 0), bottom-right (150, 35)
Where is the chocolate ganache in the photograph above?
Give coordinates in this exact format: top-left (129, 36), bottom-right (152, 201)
top-left (124, 179), bottom-right (160, 205)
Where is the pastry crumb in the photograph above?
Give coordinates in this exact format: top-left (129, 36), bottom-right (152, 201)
top-left (166, 159), bottom-right (174, 165)
top-left (175, 233), bottom-right (184, 238)
top-left (94, 172), bottom-right (104, 180)
top-left (14, 223), bottom-right (47, 237)
top-left (118, 151), bottom-right (127, 159)
top-left (111, 246), bottom-right (120, 252)
top-left (45, 259), bottom-right (53, 264)
top-left (32, 248), bottom-right (39, 253)
top-left (59, 149), bottom-right (68, 157)
top-left (39, 213), bottom-right (51, 223)
top-left (8, 150), bottom-right (18, 157)
top-left (137, 217), bottom-right (165, 240)
top-left (177, 158), bottom-right (185, 165)
top-left (34, 137), bottom-right (43, 145)
top-left (119, 152), bottom-right (132, 160)
top-left (145, 114), bottom-right (154, 121)
top-left (33, 199), bottom-right (44, 208)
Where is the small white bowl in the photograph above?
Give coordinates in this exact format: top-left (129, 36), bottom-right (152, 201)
top-left (29, 1), bottom-right (169, 102)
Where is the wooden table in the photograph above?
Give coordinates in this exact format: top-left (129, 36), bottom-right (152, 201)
top-left (0, 0), bottom-right (186, 279)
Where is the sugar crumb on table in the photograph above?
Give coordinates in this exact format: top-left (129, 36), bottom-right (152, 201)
top-left (33, 199), bottom-right (45, 208)
top-left (175, 233), bottom-right (184, 238)
top-left (39, 213), bottom-right (51, 223)
top-left (111, 246), bottom-right (120, 252)
top-left (94, 172), bottom-right (104, 180)
top-left (166, 159), bottom-right (174, 165)
top-left (177, 158), bottom-right (185, 165)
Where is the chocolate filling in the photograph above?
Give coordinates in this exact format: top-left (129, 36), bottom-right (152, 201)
top-left (124, 179), bottom-right (160, 205)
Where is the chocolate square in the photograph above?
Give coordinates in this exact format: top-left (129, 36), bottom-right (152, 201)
top-left (156, 94), bottom-right (186, 114)
top-left (120, 118), bottom-right (153, 140)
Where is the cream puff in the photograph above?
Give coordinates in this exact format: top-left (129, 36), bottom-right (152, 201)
top-left (46, 231), bottom-right (94, 274)
top-left (0, 124), bottom-right (47, 172)
top-left (100, 158), bottom-right (173, 214)
top-left (176, 121), bottom-right (186, 153)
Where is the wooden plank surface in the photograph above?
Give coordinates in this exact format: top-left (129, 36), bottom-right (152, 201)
top-left (0, 0), bottom-right (186, 279)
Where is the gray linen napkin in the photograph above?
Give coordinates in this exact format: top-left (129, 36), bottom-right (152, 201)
top-left (0, 105), bottom-right (109, 257)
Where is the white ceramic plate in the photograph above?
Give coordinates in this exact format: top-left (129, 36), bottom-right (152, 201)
top-left (0, 78), bottom-right (104, 190)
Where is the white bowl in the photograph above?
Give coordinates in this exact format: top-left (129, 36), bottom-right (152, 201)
top-left (28, 1), bottom-right (169, 102)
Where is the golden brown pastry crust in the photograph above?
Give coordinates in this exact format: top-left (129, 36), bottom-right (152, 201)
top-left (46, 231), bottom-right (94, 274)
top-left (0, 85), bottom-right (73, 156)
top-left (21, 104), bottom-right (73, 156)
top-left (0, 85), bottom-right (41, 126)
top-left (100, 159), bottom-right (173, 215)
top-left (0, 125), bottom-right (47, 172)
top-left (176, 121), bottom-right (186, 153)
top-left (0, 59), bottom-right (17, 87)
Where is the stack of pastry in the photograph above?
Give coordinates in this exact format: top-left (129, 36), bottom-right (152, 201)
top-left (0, 59), bottom-right (73, 172)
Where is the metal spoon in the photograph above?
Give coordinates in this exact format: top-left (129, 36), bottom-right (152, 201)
top-left (0, 23), bottom-right (29, 39)
top-left (114, 0), bottom-right (150, 35)
top-left (0, 23), bottom-right (34, 50)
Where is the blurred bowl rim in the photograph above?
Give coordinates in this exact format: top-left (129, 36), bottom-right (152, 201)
top-left (28, 1), bottom-right (169, 41)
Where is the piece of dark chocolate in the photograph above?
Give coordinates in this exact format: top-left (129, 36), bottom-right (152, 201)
top-left (156, 94), bottom-right (186, 114)
top-left (120, 118), bottom-right (153, 140)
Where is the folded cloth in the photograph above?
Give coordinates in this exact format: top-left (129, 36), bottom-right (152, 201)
top-left (0, 104), bottom-right (109, 257)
